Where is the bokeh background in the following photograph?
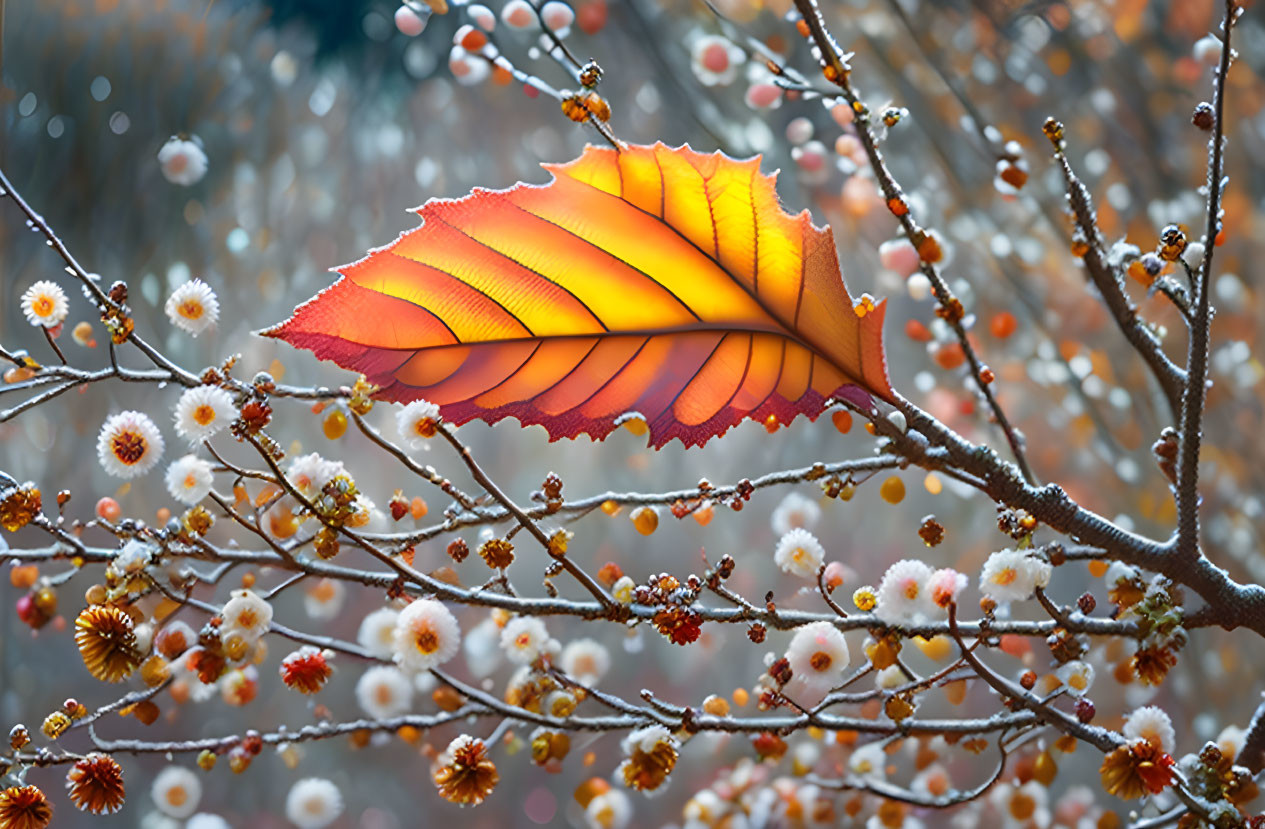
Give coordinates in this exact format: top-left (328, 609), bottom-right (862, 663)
top-left (1, 0), bottom-right (1264, 825)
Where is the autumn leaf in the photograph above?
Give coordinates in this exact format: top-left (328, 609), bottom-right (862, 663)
top-left (265, 142), bottom-right (893, 448)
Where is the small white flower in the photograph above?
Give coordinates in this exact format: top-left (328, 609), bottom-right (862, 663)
top-left (286, 453), bottom-right (345, 499)
top-left (20, 280), bottom-right (69, 328)
top-left (463, 616), bottom-right (504, 678)
top-left (911, 764), bottom-right (951, 800)
top-left (500, 616), bottom-right (550, 665)
top-left (1056, 660), bottom-right (1095, 697)
top-left (220, 589), bottom-right (273, 643)
top-left (990, 780), bottom-right (1049, 829)
top-left (186, 815), bottom-right (231, 829)
top-left (165, 454), bottom-right (214, 505)
top-left (690, 33), bottom-right (745, 87)
top-left (396, 399), bottom-right (442, 449)
top-left (874, 559), bottom-right (935, 624)
top-left (979, 549), bottom-right (1051, 604)
top-left (585, 788), bottom-right (632, 829)
top-left (774, 528), bottom-right (826, 579)
top-left (304, 578), bottom-right (346, 621)
top-left (158, 135), bottom-right (208, 186)
top-left (393, 598), bottom-right (460, 672)
top-left (560, 638), bottom-right (610, 685)
top-left (151, 765), bottom-right (202, 819)
top-left (357, 607), bottom-right (399, 659)
top-left (1123, 705), bottom-right (1176, 754)
top-left (925, 568), bottom-right (967, 612)
top-left (771, 491), bottom-right (821, 536)
top-left (848, 742), bottom-right (886, 781)
top-left (173, 385), bottom-right (238, 443)
top-left (786, 621), bottom-right (850, 693)
top-left (874, 664), bottom-right (906, 690)
top-left (97, 410), bottom-right (164, 478)
top-left (164, 278), bottom-right (219, 336)
top-left (285, 778), bottom-right (343, 829)
top-left (683, 789), bottom-right (725, 824)
top-left (355, 665), bottom-right (414, 719)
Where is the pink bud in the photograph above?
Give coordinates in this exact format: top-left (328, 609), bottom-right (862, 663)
top-left (879, 239), bottom-right (920, 278)
top-left (700, 41), bottom-right (730, 74)
top-left (394, 5), bottom-right (427, 36)
top-left (744, 83), bottom-right (782, 110)
top-left (502, 0), bottom-right (535, 28)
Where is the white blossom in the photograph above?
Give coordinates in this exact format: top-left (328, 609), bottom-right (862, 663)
top-left (97, 411), bottom-right (164, 478)
top-left (165, 278), bottom-right (219, 336)
top-left (979, 549), bottom-right (1051, 604)
top-left (219, 589), bottom-right (272, 643)
top-left (786, 621), bottom-right (850, 694)
top-left (173, 385), bottom-right (238, 444)
top-left (1124, 705), bottom-right (1176, 754)
top-left (165, 455), bottom-right (214, 505)
top-left (874, 559), bottom-right (935, 624)
top-left (158, 135), bottom-right (208, 186)
top-left (356, 607), bottom-right (399, 660)
top-left (396, 399), bottom-right (441, 450)
top-left (285, 778), bottom-right (343, 829)
top-left (151, 765), bottom-right (201, 819)
top-left (393, 598), bottom-right (460, 672)
top-left (774, 528), bottom-right (825, 579)
top-left (355, 665), bottom-right (414, 719)
top-left (500, 616), bottom-right (550, 664)
top-left (20, 280), bottom-right (69, 328)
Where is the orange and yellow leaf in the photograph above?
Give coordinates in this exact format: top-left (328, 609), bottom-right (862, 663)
top-left (265, 142), bottom-right (894, 448)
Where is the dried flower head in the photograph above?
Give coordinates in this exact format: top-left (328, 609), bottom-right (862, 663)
top-left (173, 385), bottom-right (238, 443)
top-left (285, 778), bottom-right (343, 829)
top-left (20, 281), bottom-right (68, 328)
top-left (74, 605), bottom-right (142, 683)
top-left (396, 399), bottom-right (442, 449)
top-left (618, 726), bottom-right (679, 792)
top-left (280, 646), bottom-right (334, 694)
top-left (393, 598), bottom-right (460, 672)
top-left (434, 735), bottom-right (499, 806)
top-left (96, 411), bottom-right (164, 479)
top-left (1100, 740), bottom-right (1174, 800)
top-left (66, 753), bottom-right (126, 815)
top-left (0, 785), bottom-right (52, 829)
top-left (478, 537), bottom-right (515, 570)
top-left (151, 766), bottom-right (201, 819)
top-left (0, 485), bottom-right (41, 532)
top-left (165, 279), bottom-right (219, 336)
top-left (1131, 644), bottom-right (1179, 686)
